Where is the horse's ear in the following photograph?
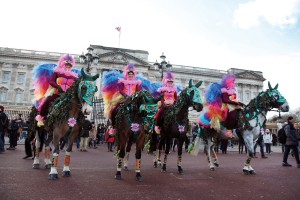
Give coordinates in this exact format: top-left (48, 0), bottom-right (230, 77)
top-left (189, 79), bottom-right (192, 88)
top-left (268, 81), bottom-right (272, 90)
top-left (195, 81), bottom-right (202, 88)
top-left (274, 83), bottom-right (278, 90)
top-left (92, 74), bottom-right (99, 81)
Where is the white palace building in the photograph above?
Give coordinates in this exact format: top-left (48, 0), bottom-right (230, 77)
top-left (0, 45), bottom-right (265, 125)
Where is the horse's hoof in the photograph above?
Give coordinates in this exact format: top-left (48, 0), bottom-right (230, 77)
top-left (249, 170), bottom-right (256, 175)
top-left (210, 167), bottom-right (215, 171)
top-left (214, 163), bottom-right (219, 167)
top-left (33, 164), bottom-right (40, 169)
top-left (157, 160), bottom-right (162, 166)
top-left (178, 167), bottom-right (184, 175)
top-left (243, 169), bottom-right (249, 175)
top-left (153, 162), bottom-right (158, 168)
top-left (124, 166), bottom-right (128, 171)
top-left (135, 173), bottom-right (142, 182)
top-left (161, 164), bottom-right (167, 173)
top-left (45, 164), bottom-right (51, 169)
top-left (48, 174), bottom-right (58, 180)
top-left (62, 171), bottom-right (71, 177)
top-left (115, 174), bottom-right (122, 180)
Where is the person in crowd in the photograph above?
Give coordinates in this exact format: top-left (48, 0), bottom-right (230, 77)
top-left (253, 128), bottom-right (268, 159)
top-left (7, 114), bottom-right (23, 150)
top-left (192, 122), bottom-right (199, 142)
top-left (97, 123), bottom-right (106, 144)
top-left (79, 119), bottom-right (92, 152)
top-left (0, 105), bottom-right (9, 153)
top-left (263, 129), bottom-right (273, 154)
top-left (220, 139), bottom-right (229, 154)
top-left (272, 132), bottom-right (278, 146)
top-left (23, 120), bottom-right (34, 159)
top-left (104, 125), bottom-right (115, 152)
top-left (89, 122), bottom-right (97, 149)
top-left (282, 116), bottom-right (300, 168)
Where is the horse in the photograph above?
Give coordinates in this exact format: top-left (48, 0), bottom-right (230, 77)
top-left (203, 82), bottom-right (289, 174)
top-left (151, 80), bottom-right (203, 174)
top-left (113, 90), bottom-right (161, 181)
top-left (33, 69), bottom-right (99, 180)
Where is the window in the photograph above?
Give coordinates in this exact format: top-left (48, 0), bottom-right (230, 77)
top-left (0, 91), bottom-right (7, 101)
top-left (17, 73), bottom-right (25, 84)
top-left (245, 91), bottom-right (250, 101)
top-left (2, 71), bottom-right (10, 82)
top-left (16, 93), bottom-right (22, 103)
top-left (238, 91), bottom-right (243, 101)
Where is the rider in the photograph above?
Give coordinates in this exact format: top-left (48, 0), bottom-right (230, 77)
top-left (36, 54), bottom-right (78, 126)
top-left (118, 63), bottom-right (142, 98)
top-left (154, 72), bottom-right (177, 134)
top-left (220, 74), bottom-right (244, 138)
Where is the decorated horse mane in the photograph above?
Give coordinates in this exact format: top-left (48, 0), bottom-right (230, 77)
top-left (163, 80), bottom-right (202, 128)
top-left (46, 78), bottom-right (85, 129)
top-left (238, 82), bottom-right (285, 131)
top-left (114, 90), bottom-right (156, 128)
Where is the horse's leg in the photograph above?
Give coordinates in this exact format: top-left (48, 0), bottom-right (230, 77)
top-left (206, 139), bottom-right (215, 170)
top-left (242, 132), bottom-right (256, 175)
top-left (123, 140), bottom-right (132, 171)
top-left (177, 137), bottom-right (184, 174)
top-left (48, 132), bottom-right (60, 180)
top-left (211, 141), bottom-right (219, 167)
top-left (33, 130), bottom-right (41, 169)
top-left (156, 137), bottom-right (163, 167)
top-left (134, 129), bottom-right (145, 182)
top-left (44, 133), bottom-right (52, 169)
top-left (115, 134), bottom-right (126, 180)
top-left (161, 138), bottom-right (170, 173)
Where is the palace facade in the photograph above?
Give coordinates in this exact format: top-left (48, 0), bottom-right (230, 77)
top-left (0, 45), bottom-right (265, 125)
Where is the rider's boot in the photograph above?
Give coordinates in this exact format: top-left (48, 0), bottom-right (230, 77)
top-left (35, 115), bottom-right (45, 127)
top-left (224, 129), bottom-right (234, 138)
top-left (154, 126), bottom-right (161, 135)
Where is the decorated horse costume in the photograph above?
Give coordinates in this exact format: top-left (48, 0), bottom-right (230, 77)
top-left (196, 82), bottom-right (289, 173)
top-left (113, 90), bottom-right (161, 181)
top-left (151, 80), bottom-right (203, 174)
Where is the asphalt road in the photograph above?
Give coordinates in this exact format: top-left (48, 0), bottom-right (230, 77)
top-left (0, 143), bottom-right (299, 200)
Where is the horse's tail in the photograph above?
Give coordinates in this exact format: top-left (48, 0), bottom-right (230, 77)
top-left (198, 82), bottom-right (224, 130)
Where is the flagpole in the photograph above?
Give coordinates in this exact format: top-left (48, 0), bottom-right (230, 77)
top-left (118, 27), bottom-right (121, 48)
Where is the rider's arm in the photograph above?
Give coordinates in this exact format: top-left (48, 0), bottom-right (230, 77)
top-left (118, 82), bottom-right (127, 97)
top-left (221, 92), bottom-right (239, 105)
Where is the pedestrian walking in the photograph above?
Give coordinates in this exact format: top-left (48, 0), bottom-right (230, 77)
top-left (0, 105), bottom-right (9, 153)
top-left (263, 129), bottom-right (272, 154)
top-left (79, 119), bottom-right (92, 152)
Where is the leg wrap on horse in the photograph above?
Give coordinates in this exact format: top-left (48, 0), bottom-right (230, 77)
top-left (63, 151), bottom-right (71, 172)
top-left (44, 146), bottom-right (52, 165)
top-left (177, 155), bottom-right (182, 167)
top-left (135, 159), bottom-right (141, 173)
top-left (117, 158), bottom-right (123, 171)
top-left (124, 152), bottom-right (130, 168)
top-left (163, 154), bottom-right (168, 165)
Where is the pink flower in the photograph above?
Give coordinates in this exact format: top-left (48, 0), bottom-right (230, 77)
top-left (35, 115), bottom-right (44, 122)
top-left (178, 125), bottom-right (185, 133)
top-left (67, 118), bottom-right (77, 127)
top-left (131, 123), bottom-right (140, 132)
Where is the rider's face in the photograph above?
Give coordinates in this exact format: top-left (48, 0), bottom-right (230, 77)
top-left (128, 72), bottom-right (134, 80)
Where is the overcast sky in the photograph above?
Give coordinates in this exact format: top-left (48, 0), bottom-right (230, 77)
top-left (1, 0), bottom-right (300, 117)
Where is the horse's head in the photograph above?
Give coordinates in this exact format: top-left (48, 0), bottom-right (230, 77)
top-left (266, 82), bottom-right (289, 112)
top-left (78, 69), bottom-right (99, 114)
top-left (184, 80), bottom-right (203, 112)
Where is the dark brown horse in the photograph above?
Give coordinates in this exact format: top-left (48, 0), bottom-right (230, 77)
top-left (151, 80), bottom-right (203, 174)
top-left (41, 69), bottom-right (99, 180)
top-left (113, 90), bottom-right (160, 181)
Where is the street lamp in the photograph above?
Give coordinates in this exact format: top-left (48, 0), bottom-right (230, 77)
top-left (79, 45), bottom-right (99, 73)
top-left (153, 52), bottom-right (172, 80)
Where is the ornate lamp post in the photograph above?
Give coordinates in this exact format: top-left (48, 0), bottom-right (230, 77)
top-left (79, 45), bottom-right (99, 73)
top-left (154, 52), bottom-right (172, 80)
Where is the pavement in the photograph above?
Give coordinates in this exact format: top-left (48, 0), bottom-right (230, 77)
top-left (0, 140), bottom-right (299, 200)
